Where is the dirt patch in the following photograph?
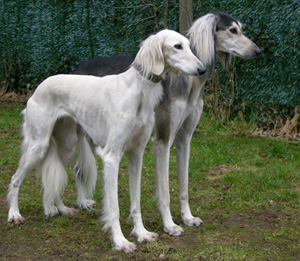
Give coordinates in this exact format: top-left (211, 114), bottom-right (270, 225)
top-left (0, 92), bottom-right (31, 103)
top-left (221, 209), bottom-right (282, 230)
top-left (207, 165), bottom-right (242, 181)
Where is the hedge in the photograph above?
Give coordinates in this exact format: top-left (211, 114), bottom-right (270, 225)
top-left (0, 0), bottom-right (299, 110)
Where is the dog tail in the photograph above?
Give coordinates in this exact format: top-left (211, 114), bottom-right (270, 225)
top-left (74, 136), bottom-right (97, 208)
top-left (37, 138), bottom-right (68, 216)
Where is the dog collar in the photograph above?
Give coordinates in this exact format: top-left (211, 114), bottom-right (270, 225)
top-left (133, 64), bottom-right (162, 83)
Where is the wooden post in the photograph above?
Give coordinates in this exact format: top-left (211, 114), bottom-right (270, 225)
top-left (179, 0), bottom-right (193, 35)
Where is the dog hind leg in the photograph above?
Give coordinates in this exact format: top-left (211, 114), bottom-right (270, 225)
top-left (7, 123), bottom-right (51, 224)
top-left (53, 118), bottom-right (78, 168)
top-left (41, 118), bottom-right (79, 217)
top-left (38, 138), bottom-right (78, 217)
top-left (74, 134), bottom-right (97, 210)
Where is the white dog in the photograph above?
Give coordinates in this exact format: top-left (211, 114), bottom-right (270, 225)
top-left (71, 12), bottom-right (261, 237)
top-left (7, 29), bottom-right (205, 253)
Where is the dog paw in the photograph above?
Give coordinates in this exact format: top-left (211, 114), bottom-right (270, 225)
top-left (164, 225), bottom-right (184, 236)
top-left (77, 199), bottom-right (96, 210)
top-left (59, 207), bottom-right (79, 216)
top-left (45, 206), bottom-right (59, 217)
top-left (114, 240), bottom-right (137, 253)
top-left (131, 229), bottom-right (159, 243)
top-left (138, 231), bottom-right (159, 243)
top-left (7, 213), bottom-right (25, 224)
top-left (182, 216), bottom-right (203, 227)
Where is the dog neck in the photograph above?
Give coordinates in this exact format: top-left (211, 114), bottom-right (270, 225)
top-left (133, 63), bottom-right (162, 83)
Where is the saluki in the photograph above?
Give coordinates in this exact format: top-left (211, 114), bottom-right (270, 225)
top-left (70, 12), bottom-right (261, 236)
top-left (7, 29), bottom-right (206, 253)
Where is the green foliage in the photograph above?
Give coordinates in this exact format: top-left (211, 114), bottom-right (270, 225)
top-left (195, 0), bottom-right (300, 109)
top-left (0, 0), bottom-right (299, 112)
top-left (0, 0), bottom-right (173, 92)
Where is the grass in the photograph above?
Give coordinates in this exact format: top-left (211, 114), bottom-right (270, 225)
top-left (0, 102), bottom-right (300, 260)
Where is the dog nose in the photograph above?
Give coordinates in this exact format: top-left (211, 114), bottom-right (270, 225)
top-left (198, 67), bottom-right (206, 75)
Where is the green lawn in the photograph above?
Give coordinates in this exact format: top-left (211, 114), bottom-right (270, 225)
top-left (1, 102), bottom-right (299, 260)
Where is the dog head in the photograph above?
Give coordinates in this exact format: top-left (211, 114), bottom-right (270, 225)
top-left (214, 12), bottom-right (261, 59)
top-left (134, 29), bottom-right (206, 79)
top-left (188, 12), bottom-right (261, 73)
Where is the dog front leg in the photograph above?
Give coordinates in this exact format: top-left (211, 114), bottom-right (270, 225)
top-left (100, 150), bottom-right (136, 253)
top-left (175, 129), bottom-right (203, 227)
top-left (153, 139), bottom-right (184, 236)
top-left (127, 149), bottom-right (159, 243)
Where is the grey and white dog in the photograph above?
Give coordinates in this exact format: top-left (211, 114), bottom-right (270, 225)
top-left (73, 12), bottom-right (261, 236)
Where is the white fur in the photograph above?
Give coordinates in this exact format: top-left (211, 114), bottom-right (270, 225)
top-left (74, 132), bottom-right (97, 210)
top-left (7, 29), bottom-right (204, 253)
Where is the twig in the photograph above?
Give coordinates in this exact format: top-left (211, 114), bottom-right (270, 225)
top-left (164, 0), bottom-right (169, 28)
top-left (102, 4), bottom-right (153, 9)
top-left (104, 14), bottom-right (156, 24)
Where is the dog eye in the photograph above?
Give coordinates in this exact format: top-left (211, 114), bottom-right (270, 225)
top-left (174, 44), bottom-right (183, 50)
top-left (230, 28), bottom-right (238, 34)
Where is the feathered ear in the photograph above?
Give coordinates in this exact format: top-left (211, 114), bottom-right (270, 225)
top-left (217, 52), bottom-right (232, 73)
top-left (187, 13), bottom-right (217, 72)
top-left (134, 34), bottom-right (164, 77)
